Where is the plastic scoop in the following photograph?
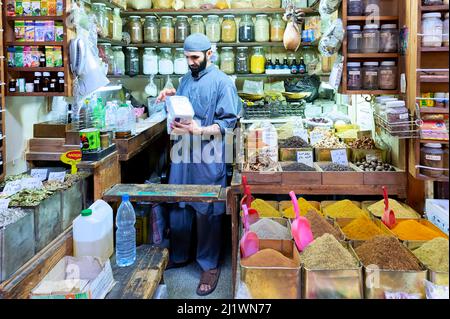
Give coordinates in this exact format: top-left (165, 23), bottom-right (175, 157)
top-left (240, 204), bottom-right (259, 259)
top-left (381, 186), bottom-right (396, 229)
top-left (241, 175), bottom-right (259, 224)
top-left (289, 191), bottom-right (314, 252)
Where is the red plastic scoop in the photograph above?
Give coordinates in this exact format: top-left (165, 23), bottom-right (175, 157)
top-left (289, 191), bottom-right (314, 252)
top-left (241, 175), bottom-right (259, 224)
top-left (382, 186), bottom-right (396, 229)
top-left (240, 204), bottom-right (259, 259)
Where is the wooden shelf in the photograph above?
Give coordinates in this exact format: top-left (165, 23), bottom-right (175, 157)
top-left (421, 47), bottom-right (450, 52)
top-left (109, 73), bottom-right (331, 79)
top-left (121, 7), bottom-right (317, 16)
top-left (420, 74), bottom-right (449, 83)
top-left (415, 173), bottom-right (449, 182)
top-left (346, 15), bottom-right (399, 21)
top-left (420, 5), bottom-right (449, 12)
top-left (418, 107), bottom-right (449, 114)
top-left (420, 139), bottom-right (449, 144)
top-left (8, 67), bottom-right (65, 72)
top-left (89, 0), bottom-right (126, 10)
top-left (344, 90), bottom-right (401, 95)
top-left (347, 53), bottom-right (400, 58)
top-left (7, 92), bottom-right (66, 97)
top-left (6, 16), bottom-right (64, 21)
top-left (6, 41), bottom-right (64, 46)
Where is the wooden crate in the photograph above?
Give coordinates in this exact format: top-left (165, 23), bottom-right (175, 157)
top-left (315, 162), bottom-right (364, 185)
top-left (61, 180), bottom-right (83, 230)
top-left (240, 171), bottom-right (282, 184)
top-left (363, 167), bottom-right (408, 185)
top-left (280, 162), bottom-right (321, 185)
top-left (315, 148), bottom-right (351, 162)
top-left (33, 122), bottom-right (74, 139)
top-left (28, 138), bottom-right (79, 154)
top-left (0, 212), bottom-right (35, 283)
top-left (279, 147), bottom-right (313, 162)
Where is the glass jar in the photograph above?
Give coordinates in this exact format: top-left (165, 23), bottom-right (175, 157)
top-left (422, 13), bottom-right (443, 47)
top-left (106, 7), bottom-right (113, 39)
top-left (144, 16), bottom-right (159, 43)
top-left (347, 25), bottom-right (362, 53)
top-left (423, 0), bottom-right (444, 5)
top-left (159, 48), bottom-right (174, 75)
top-left (112, 8), bottom-right (123, 42)
top-left (348, 0), bottom-right (363, 16)
top-left (125, 47), bottom-right (140, 76)
top-left (250, 47), bottom-right (265, 74)
top-left (206, 15), bottom-right (221, 42)
top-left (362, 61), bottom-right (379, 90)
top-left (175, 16), bottom-right (190, 43)
top-left (347, 62), bottom-right (362, 90)
top-left (444, 13), bottom-right (449, 47)
top-left (191, 15), bottom-right (205, 34)
top-left (385, 100), bottom-right (410, 137)
top-left (378, 61), bottom-right (397, 90)
top-left (364, 0), bottom-right (380, 16)
top-left (128, 16), bottom-right (143, 44)
top-left (105, 44), bottom-right (114, 75)
top-left (220, 47), bottom-right (235, 74)
top-left (92, 3), bottom-right (107, 37)
top-left (380, 24), bottom-right (398, 53)
top-left (236, 47), bottom-right (249, 74)
top-left (239, 15), bottom-right (255, 42)
top-left (362, 24), bottom-right (380, 53)
top-left (112, 46), bottom-right (125, 75)
top-left (143, 48), bottom-right (158, 75)
top-left (255, 14), bottom-right (270, 42)
top-left (174, 48), bottom-right (189, 75)
top-left (221, 15), bottom-right (236, 43)
top-left (270, 14), bottom-right (286, 42)
top-left (160, 16), bottom-right (175, 44)
top-left (421, 143), bottom-right (444, 178)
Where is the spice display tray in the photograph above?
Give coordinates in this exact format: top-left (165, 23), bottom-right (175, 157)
top-left (362, 200), bottom-right (422, 220)
top-left (279, 147), bottom-right (313, 162)
top-left (280, 162), bottom-right (321, 185)
top-left (395, 219), bottom-right (449, 243)
top-left (60, 180), bottom-right (83, 230)
top-left (361, 166), bottom-right (407, 185)
top-left (315, 162), bottom-right (363, 185)
top-left (278, 200), bottom-right (322, 216)
top-left (81, 144), bottom-right (117, 162)
top-left (334, 217), bottom-right (396, 242)
top-left (314, 148), bottom-right (351, 162)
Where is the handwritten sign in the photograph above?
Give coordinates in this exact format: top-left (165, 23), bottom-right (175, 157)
top-left (31, 169), bottom-right (48, 182)
top-left (0, 198), bottom-right (11, 211)
top-left (48, 171), bottom-right (66, 183)
top-left (293, 128), bottom-right (309, 142)
top-left (309, 131), bottom-right (324, 146)
top-left (61, 150), bottom-right (82, 174)
top-left (2, 180), bottom-right (23, 196)
top-left (331, 149), bottom-right (349, 166)
top-left (296, 151), bottom-right (314, 168)
top-left (21, 178), bottom-right (44, 190)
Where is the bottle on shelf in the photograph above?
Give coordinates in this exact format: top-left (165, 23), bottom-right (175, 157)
top-left (274, 58), bottom-right (281, 70)
top-left (265, 59), bottom-right (274, 72)
top-left (298, 57), bottom-right (306, 74)
top-left (291, 59), bottom-right (298, 74)
top-left (282, 58), bottom-right (289, 70)
top-left (115, 194), bottom-right (137, 267)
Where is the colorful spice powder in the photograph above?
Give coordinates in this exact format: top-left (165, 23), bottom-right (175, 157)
top-left (249, 218), bottom-right (291, 240)
top-left (355, 235), bottom-right (422, 271)
top-left (323, 200), bottom-right (365, 219)
top-left (368, 199), bottom-right (420, 219)
top-left (413, 238), bottom-right (449, 273)
top-left (341, 215), bottom-right (385, 240)
top-left (300, 234), bottom-right (358, 270)
top-left (241, 248), bottom-right (298, 268)
top-left (305, 210), bottom-right (344, 240)
top-left (250, 199), bottom-right (281, 218)
top-left (283, 198), bottom-right (320, 218)
top-left (392, 220), bottom-right (446, 241)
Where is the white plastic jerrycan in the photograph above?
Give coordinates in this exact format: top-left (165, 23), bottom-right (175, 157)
top-left (73, 199), bottom-right (114, 262)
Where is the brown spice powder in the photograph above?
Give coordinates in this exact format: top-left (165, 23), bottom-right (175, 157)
top-left (305, 210), bottom-right (344, 240)
top-left (241, 248), bottom-right (298, 268)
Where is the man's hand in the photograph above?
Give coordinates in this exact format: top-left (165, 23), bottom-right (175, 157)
top-left (170, 119), bottom-right (202, 135)
top-left (156, 88), bottom-right (177, 103)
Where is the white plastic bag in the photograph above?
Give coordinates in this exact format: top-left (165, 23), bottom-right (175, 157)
top-left (127, 0), bottom-right (152, 10)
top-left (319, 19), bottom-right (344, 57)
top-left (243, 80), bottom-right (264, 95)
top-left (425, 280), bottom-right (449, 299)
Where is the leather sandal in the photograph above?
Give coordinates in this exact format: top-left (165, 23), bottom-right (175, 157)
top-left (196, 267), bottom-right (221, 296)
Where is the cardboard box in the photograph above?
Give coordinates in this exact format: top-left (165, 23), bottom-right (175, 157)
top-left (30, 256), bottom-right (115, 299)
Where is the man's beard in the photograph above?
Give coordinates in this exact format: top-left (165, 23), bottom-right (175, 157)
top-left (189, 58), bottom-right (208, 77)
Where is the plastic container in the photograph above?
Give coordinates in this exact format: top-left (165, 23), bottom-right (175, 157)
top-left (362, 24), bottom-right (380, 53)
top-left (116, 194), bottom-right (137, 267)
top-left (73, 200), bottom-right (114, 263)
top-left (206, 15), bottom-right (221, 43)
top-left (347, 62), bottom-right (362, 90)
top-left (255, 14), bottom-right (270, 42)
top-left (422, 13), bottom-right (443, 47)
top-left (378, 61), bottom-right (397, 90)
top-left (362, 61), bottom-right (379, 90)
top-left (421, 143), bottom-right (445, 178)
top-left (166, 95), bottom-right (195, 134)
top-left (380, 24), bottom-right (398, 53)
top-left (347, 25), bottom-right (363, 53)
top-left (385, 100), bottom-right (410, 137)
top-left (221, 15), bottom-right (237, 42)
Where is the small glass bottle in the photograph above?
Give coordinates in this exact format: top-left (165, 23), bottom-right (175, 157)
top-left (42, 72), bottom-right (51, 92)
top-left (191, 15), bottom-right (205, 34)
top-left (291, 59), bottom-right (298, 74)
top-left (298, 57), bottom-right (306, 74)
top-left (175, 16), bottom-right (190, 43)
top-left (33, 72), bottom-right (42, 92)
top-left (9, 79), bottom-right (17, 93)
top-left (50, 78), bottom-right (57, 92)
top-left (39, 53), bottom-right (46, 67)
top-left (57, 72), bottom-right (65, 92)
top-left (144, 16), bottom-right (159, 43)
top-left (274, 58), bottom-right (281, 70)
top-left (239, 15), bottom-right (255, 42)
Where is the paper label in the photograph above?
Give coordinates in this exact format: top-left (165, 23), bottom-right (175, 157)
top-left (31, 169), bottom-right (48, 181)
top-left (331, 149), bottom-right (349, 166)
top-left (399, 113), bottom-right (409, 120)
top-left (425, 154), bottom-right (442, 161)
top-left (310, 132), bottom-right (324, 146)
top-left (349, 71), bottom-right (361, 75)
top-left (21, 178), bottom-right (44, 190)
top-left (2, 180), bottom-right (23, 196)
top-left (296, 151), bottom-right (314, 168)
top-left (385, 291), bottom-right (422, 299)
top-left (0, 198), bottom-right (11, 211)
top-left (293, 128), bottom-right (309, 142)
top-left (48, 171), bottom-right (66, 182)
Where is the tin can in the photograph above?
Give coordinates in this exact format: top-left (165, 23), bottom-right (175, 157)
top-left (100, 132), bottom-right (110, 149)
top-left (80, 128), bottom-right (101, 152)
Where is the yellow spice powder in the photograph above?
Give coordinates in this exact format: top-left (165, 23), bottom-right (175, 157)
top-left (368, 199), bottom-right (420, 219)
top-left (392, 220), bottom-right (447, 241)
top-left (249, 199), bottom-right (281, 218)
top-left (342, 215), bottom-right (384, 240)
top-left (323, 200), bottom-right (365, 218)
top-left (283, 198), bottom-right (320, 218)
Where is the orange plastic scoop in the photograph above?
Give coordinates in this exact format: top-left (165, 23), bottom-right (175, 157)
top-left (382, 186), bottom-right (396, 229)
top-left (240, 204), bottom-right (259, 259)
top-left (289, 191), bottom-right (314, 252)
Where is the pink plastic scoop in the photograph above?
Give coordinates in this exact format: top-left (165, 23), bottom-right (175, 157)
top-left (382, 186), bottom-right (396, 229)
top-left (240, 204), bottom-right (259, 259)
top-left (289, 191), bottom-right (314, 252)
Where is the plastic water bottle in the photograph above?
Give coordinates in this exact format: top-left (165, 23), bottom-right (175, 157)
top-left (126, 100), bottom-right (137, 135)
top-left (116, 194), bottom-right (136, 267)
top-left (104, 101), bottom-right (118, 132)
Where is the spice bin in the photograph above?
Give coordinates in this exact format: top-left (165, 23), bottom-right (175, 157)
top-left (315, 162), bottom-right (364, 185)
top-left (396, 219), bottom-right (448, 245)
top-left (278, 200), bottom-right (322, 215)
top-left (280, 162), bottom-right (321, 185)
top-left (335, 217), bottom-right (396, 242)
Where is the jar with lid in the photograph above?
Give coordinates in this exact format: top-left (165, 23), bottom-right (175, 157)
top-left (57, 72), bottom-right (65, 92)
top-left (160, 16), bottom-right (175, 43)
top-left (423, 0), bottom-right (444, 5)
top-left (106, 7), bottom-right (113, 39)
top-left (380, 24), bottom-right (399, 52)
top-left (239, 15), bottom-right (255, 42)
top-left (255, 15), bottom-right (270, 42)
top-left (112, 46), bottom-right (125, 75)
top-left (443, 13), bottom-right (449, 47)
top-left (250, 47), bottom-right (265, 74)
top-left (175, 16), bottom-right (190, 43)
top-left (144, 16), bottom-right (159, 43)
top-left (105, 44), bottom-right (114, 75)
top-left (347, 62), bottom-right (362, 90)
top-left (378, 61), bottom-right (397, 90)
top-left (50, 78), bottom-right (57, 92)
top-left (434, 92), bottom-right (446, 107)
top-left (33, 72), bottom-right (42, 92)
top-left (385, 100), bottom-right (409, 136)
top-left (348, 0), bottom-right (363, 16)
top-left (364, 0), bottom-right (380, 16)
top-left (362, 24), bottom-right (380, 53)
top-left (112, 8), bottom-right (123, 42)
top-left (159, 48), bottom-right (174, 75)
top-left (362, 61), bottom-right (379, 90)
top-left (143, 48), bottom-right (159, 75)
top-left (92, 3), bottom-right (107, 37)
top-left (125, 47), bottom-right (140, 76)
top-left (422, 13), bottom-right (443, 47)
top-left (174, 48), bottom-right (189, 75)
top-left (128, 16), bottom-right (143, 44)
top-left (206, 15), bottom-right (221, 43)
top-left (347, 25), bottom-right (362, 53)
top-left (421, 143), bottom-right (445, 178)
top-left (220, 47), bottom-right (235, 74)
top-left (42, 72), bottom-right (51, 92)
top-left (270, 14), bottom-right (285, 42)
top-left (236, 47), bottom-right (249, 74)
top-left (221, 15), bottom-right (236, 43)
top-left (191, 15), bottom-right (205, 34)
top-left (8, 79), bottom-right (17, 92)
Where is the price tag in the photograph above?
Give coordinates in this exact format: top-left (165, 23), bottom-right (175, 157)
top-left (331, 149), bottom-right (349, 166)
top-left (296, 151), bottom-right (314, 168)
top-left (0, 198), bottom-right (11, 211)
top-left (31, 169), bottom-right (48, 181)
top-left (309, 131), bottom-right (324, 146)
top-left (48, 171), bottom-right (66, 183)
top-left (293, 128), bottom-right (309, 142)
top-left (21, 178), bottom-right (44, 190)
top-left (2, 180), bottom-right (23, 196)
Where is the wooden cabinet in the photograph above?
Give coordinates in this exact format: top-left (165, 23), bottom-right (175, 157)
top-left (0, 1), bottom-right (5, 181)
